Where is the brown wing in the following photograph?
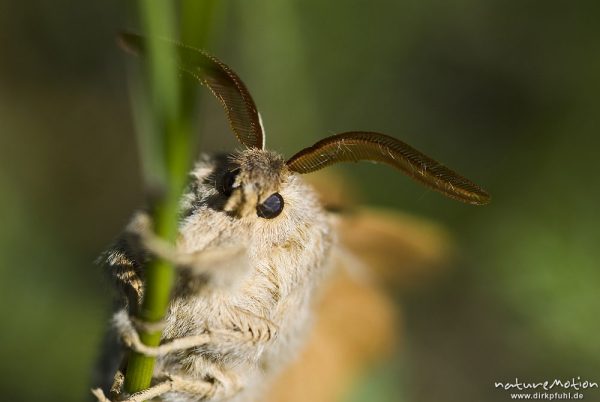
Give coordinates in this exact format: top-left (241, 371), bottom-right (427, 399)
top-left (265, 175), bottom-right (455, 402)
top-left (306, 171), bottom-right (453, 286)
top-left (264, 265), bottom-right (397, 402)
top-left (286, 131), bottom-right (490, 205)
top-left (119, 32), bottom-right (265, 149)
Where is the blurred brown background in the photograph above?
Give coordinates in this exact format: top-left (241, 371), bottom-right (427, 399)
top-left (1, 1), bottom-right (599, 401)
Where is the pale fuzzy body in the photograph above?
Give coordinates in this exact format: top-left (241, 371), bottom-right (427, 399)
top-left (101, 149), bottom-right (334, 402)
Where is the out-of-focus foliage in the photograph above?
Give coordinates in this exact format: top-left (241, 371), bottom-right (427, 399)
top-left (0, 1), bottom-right (599, 401)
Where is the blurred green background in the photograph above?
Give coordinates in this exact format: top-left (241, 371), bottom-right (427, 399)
top-left (1, 1), bottom-right (599, 401)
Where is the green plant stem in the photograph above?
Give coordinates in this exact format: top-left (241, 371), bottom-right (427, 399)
top-left (123, 1), bottom-right (187, 395)
top-left (122, 0), bottom-right (219, 396)
top-left (123, 192), bottom-right (182, 394)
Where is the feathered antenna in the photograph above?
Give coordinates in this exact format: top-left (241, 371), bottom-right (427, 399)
top-left (287, 132), bottom-right (490, 205)
top-left (119, 34), bottom-right (489, 205)
top-left (119, 32), bottom-right (265, 150)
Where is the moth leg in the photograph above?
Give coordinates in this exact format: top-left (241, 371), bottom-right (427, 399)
top-left (113, 310), bottom-right (212, 357)
top-left (115, 308), bottom-right (278, 357)
top-left (91, 379), bottom-right (178, 402)
top-left (91, 378), bottom-right (209, 402)
top-left (109, 368), bottom-right (125, 400)
top-left (114, 305), bottom-right (278, 358)
top-left (92, 371), bottom-right (241, 402)
top-left (128, 212), bottom-right (245, 275)
top-left (214, 307), bottom-right (279, 346)
top-left (91, 387), bottom-right (113, 402)
top-left (115, 311), bottom-right (277, 357)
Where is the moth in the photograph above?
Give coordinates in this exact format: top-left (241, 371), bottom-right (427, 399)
top-left (93, 33), bottom-right (490, 402)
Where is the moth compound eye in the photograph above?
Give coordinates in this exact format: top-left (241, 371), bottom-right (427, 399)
top-left (220, 168), bottom-right (240, 196)
top-left (257, 193), bottom-right (284, 219)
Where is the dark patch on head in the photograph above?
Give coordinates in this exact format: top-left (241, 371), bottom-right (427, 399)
top-left (184, 150), bottom-right (289, 218)
top-left (195, 153), bottom-right (239, 214)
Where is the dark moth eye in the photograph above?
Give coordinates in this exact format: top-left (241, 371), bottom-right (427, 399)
top-left (257, 193), bottom-right (284, 219)
top-left (219, 168), bottom-right (240, 196)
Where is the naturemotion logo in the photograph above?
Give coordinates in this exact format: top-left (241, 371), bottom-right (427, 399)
top-left (494, 377), bottom-right (598, 400)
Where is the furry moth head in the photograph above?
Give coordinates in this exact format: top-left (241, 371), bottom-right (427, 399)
top-left (119, 32), bottom-right (490, 221)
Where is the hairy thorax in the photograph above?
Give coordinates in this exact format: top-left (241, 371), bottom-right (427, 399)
top-left (147, 152), bottom-right (334, 401)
